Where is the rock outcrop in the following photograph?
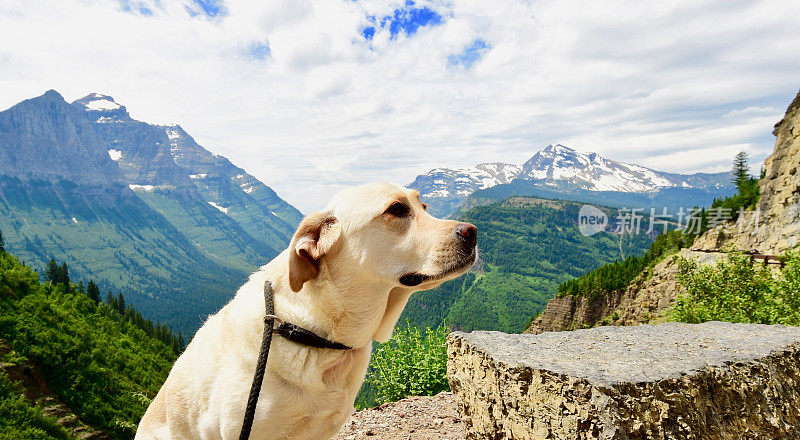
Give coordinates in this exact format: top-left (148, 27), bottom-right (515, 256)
top-left (448, 322), bottom-right (800, 440)
top-left (526, 250), bottom-right (723, 333)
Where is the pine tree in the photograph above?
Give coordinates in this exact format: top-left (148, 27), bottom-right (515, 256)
top-left (59, 262), bottom-right (70, 287)
top-left (732, 151), bottom-right (750, 190)
top-left (106, 291), bottom-right (117, 311)
top-left (45, 259), bottom-right (60, 285)
top-left (117, 293), bottom-right (126, 314)
top-left (87, 280), bottom-right (101, 305)
top-left (0, 229), bottom-right (4, 254)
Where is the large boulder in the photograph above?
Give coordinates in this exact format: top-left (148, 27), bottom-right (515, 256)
top-left (448, 322), bottom-right (800, 439)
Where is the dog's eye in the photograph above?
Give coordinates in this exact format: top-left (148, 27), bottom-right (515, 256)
top-left (385, 202), bottom-right (410, 218)
top-left (422, 203), bottom-right (428, 211)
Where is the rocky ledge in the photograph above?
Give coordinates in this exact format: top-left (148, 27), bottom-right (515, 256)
top-left (447, 322), bottom-right (800, 440)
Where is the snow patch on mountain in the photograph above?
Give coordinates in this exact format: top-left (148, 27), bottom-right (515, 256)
top-left (165, 127), bottom-right (181, 142)
top-left (74, 93), bottom-right (121, 111)
top-left (107, 149), bottom-right (122, 161)
top-left (84, 98), bottom-right (120, 111)
top-left (208, 201), bottom-right (229, 214)
top-left (129, 184), bottom-right (155, 191)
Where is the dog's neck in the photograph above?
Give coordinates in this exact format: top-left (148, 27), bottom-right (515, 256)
top-left (231, 251), bottom-right (413, 351)
top-left (293, 268), bottom-right (409, 349)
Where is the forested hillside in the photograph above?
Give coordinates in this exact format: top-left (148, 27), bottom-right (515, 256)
top-left (400, 197), bottom-right (653, 333)
top-left (0, 235), bottom-right (176, 439)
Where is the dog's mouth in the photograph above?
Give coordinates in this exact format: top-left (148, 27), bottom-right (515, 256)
top-left (399, 248), bottom-right (476, 287)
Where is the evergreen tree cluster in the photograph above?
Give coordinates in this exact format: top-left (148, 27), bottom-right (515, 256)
top-left (44, 256), bottom-right (184, 356)
top-left (694, 151), bottom-right (761, 233)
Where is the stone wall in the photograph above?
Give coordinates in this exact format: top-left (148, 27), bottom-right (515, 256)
top-left (448, 322), bottom-right (800, 440)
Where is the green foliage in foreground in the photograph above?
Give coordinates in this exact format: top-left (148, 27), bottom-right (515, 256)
top-left (672, 252), bottom-right (800, 325)
top-left (364, 324), bottom-right (449, 406)
top-left (0, 250), bottom-right (176, 439)
top-left (0, 370), bottom-right (73, 440)
top-left (558, 229), bottom-right (694, 298)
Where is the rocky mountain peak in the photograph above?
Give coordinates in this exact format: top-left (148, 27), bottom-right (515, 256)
top-left (72, 93), bottom-right (131, 122)
top-left (0, 90), bottom-right (123, 185)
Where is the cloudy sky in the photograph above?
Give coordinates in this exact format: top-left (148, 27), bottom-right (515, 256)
top-left (1, 0), bottom-right (798, 212)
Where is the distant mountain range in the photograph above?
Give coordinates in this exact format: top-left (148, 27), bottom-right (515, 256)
top-left (407, 144), bottom-right (735, 217)
top-left (0, 90), bottom-right (301, 334)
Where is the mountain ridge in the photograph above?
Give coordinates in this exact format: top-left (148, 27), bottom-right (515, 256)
top-left (407, 144), bottom-right (734, 217)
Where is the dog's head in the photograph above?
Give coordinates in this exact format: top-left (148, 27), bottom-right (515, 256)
top-left (287, 182), bottom-right (477, 295)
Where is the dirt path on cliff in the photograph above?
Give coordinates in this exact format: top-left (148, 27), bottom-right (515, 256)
top-left (332, 392), bottom-right (466, 440)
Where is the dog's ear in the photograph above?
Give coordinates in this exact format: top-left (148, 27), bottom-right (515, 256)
top-left (288, 211), bottom-right (342, 292)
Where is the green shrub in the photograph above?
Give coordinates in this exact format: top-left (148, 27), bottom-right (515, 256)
top-left (671, 252), bottom-right (800, 325)
top-left (0, 251), bottom-right (176, 439)
top-left (365, 324), bottom-right (449, 405)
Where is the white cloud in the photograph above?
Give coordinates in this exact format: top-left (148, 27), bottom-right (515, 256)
top-left (1, 0), bottom-right (798, 212)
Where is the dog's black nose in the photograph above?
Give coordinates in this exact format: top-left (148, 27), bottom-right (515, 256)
top-left (455, 223), bottom-right (477, 247)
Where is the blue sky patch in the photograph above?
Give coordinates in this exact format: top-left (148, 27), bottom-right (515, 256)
top-left (362, 26), bottom-right (376, 40)
top-left (118, 0), bottom-right (154, 16)
top-left (362, 1), bottom-right (444, 41)
top-left (187, 0), bottom-right (227, 18)
top-left (247, 41), bottom-right (271, 61)
top-left (448, 39), bottom-right (490, 69)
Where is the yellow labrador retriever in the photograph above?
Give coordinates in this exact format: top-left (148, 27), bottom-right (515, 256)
top-left (136, 182), bottom-right (477, 440)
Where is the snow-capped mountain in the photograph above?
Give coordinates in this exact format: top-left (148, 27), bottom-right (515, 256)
top-left (517, 144), bottom-right (726, 192)
top-left (406, 163), bottom-right (521, 217)
top-left (0, 90), bottom-right (304, 334)
top-left (408, 144), bottom-right (733, 217)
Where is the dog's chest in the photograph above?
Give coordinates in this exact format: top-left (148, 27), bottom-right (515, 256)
top-left (250, 347), bottom-right (370, 440)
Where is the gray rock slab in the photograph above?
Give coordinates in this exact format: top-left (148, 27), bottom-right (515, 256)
top-left (456, 321), bottom-right (800, 387)
top-left (447, 321), bottom-right (800, 440)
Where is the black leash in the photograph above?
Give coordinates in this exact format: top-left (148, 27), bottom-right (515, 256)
top-left (238, 281), bottom-right (352, 440)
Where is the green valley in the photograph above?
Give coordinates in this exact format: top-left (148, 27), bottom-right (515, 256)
top-left (400, 197), bottom-right (653, 333)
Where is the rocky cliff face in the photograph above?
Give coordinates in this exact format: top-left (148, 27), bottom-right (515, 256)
top-left (449, 322), bottom-right (800, 440)
top-left (0, 90), bottom-right (124, 185)
top-left (694, 90), bottom-right (800, 255)
top-left (526, 250), bottom-right (722, 333)
top-left (72, 93), bottom-right (302, 253)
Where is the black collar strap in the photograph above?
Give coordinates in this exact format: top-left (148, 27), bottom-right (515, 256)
top-left (239, 281), bottom-right (351, 440)
top-left (269, 319), bottom-right (352, 350)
